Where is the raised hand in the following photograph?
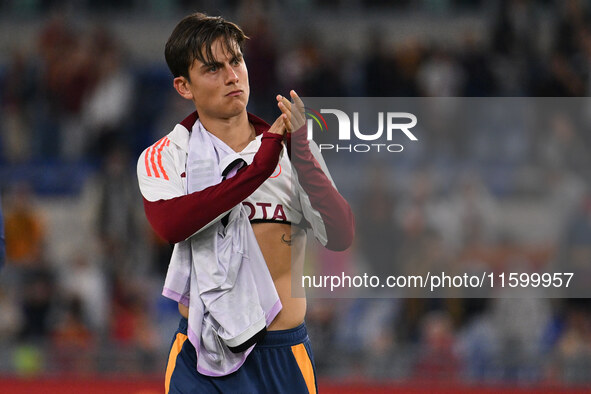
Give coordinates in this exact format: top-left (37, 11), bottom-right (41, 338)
top-left (267, 111), bottom-right (288, 136)
top-left (276, 90), bottom-right (306, 133)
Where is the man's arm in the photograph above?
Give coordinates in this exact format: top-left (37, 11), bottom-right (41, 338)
top-left (139, 131), bottom-right (284, 243)
top-left (139, 111), bottom-right (288, 244)
top-left (277, 91), bottom-right (355, 251)
top-left (286, 129), bottom-right (355, 251)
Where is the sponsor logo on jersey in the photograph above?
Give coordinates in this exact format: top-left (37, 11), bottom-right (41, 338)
top-left (242, 202), bottom-right (287, 221)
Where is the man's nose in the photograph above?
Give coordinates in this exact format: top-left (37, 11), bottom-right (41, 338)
top-left (224, 65), bottom-right (239, 84)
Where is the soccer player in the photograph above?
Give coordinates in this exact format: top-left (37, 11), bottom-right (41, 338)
top-left (137, 13), bottom-right (354, 393)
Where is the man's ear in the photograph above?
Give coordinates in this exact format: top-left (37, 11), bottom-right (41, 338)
top-left (173, 76), bottom-right (193, 100)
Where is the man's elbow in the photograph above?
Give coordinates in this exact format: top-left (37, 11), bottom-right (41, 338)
top-left (150, 220), bottom-right (184, 244)
top-left (144, 198), bottom-right (185, 244)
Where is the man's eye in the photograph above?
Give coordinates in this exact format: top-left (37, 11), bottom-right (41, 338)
top-left (232, 58), bottom-right (241, 66)
top-left (208, 66), bottom-right (218, 72)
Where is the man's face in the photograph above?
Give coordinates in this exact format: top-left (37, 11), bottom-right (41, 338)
top-left (182, 37), bottom-right (249, 120)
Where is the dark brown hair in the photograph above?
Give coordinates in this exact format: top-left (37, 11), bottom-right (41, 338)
top-left (165, 13), bottom-right (248, 79)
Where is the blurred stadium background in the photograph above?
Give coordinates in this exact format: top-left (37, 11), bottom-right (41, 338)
top-left (1, 0), bottom-right (591, 392)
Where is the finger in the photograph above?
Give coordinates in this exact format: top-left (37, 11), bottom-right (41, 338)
top-left (290, 90), bottom-right (305, 113)
top-left (289, 90), bottom-right (306, 124)
top-left (288, 106), bottom-right (304, 130)
top-left (268, 114), bottom-right (286, 135)
top-left (279, 94), bottom-right (304, 130)
top-left (278, 101), bottom-right (292, 119)
top-left (283, 115), bottom-right (293, 133)
top-left (277, 94), bottom-right (292, 112)
top-left (279, 95), bottom-right (303, 128)
top-left (277, 105), bottom-right (292, 130)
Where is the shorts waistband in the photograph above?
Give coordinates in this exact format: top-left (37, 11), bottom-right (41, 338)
top-left (257, 322), bottom-right (308, 348)
top-left (177, 318), bottom-right (308, 348)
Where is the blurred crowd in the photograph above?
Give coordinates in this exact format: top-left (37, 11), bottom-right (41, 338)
top-left (1, 0), bottom-right (591, 385)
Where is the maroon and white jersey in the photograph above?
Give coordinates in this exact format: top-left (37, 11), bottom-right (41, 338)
top-left (137, 111), bottom-right (354, 251)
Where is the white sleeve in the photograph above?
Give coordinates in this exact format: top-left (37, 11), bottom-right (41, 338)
top-left (137, 136), bottom-right (185, 202)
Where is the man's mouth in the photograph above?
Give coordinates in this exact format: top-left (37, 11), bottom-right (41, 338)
top-left (226, 90), bottom-right (243, 97)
